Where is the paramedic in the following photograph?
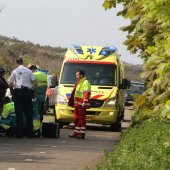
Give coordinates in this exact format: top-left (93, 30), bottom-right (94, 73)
top-left (68, 70), bottom-right (91, 139)
top-left (28, 64), bottom-right (47, 122)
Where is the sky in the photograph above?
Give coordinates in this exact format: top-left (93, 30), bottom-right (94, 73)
top-left (0, 0), bottom-right (143, 64)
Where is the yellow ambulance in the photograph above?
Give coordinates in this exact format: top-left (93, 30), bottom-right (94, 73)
top-left (55, 45), bottom-right (129, 130)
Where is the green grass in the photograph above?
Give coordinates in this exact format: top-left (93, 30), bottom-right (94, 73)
top-left (97, 120), bottom-right (170, 170)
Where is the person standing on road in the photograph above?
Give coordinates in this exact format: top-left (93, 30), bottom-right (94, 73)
top-left (28, 64), bottom-right (47, 122)
top-left (0, 67), bottom-right (9, 114)
top-left (8, 57), bottom-right (37, 138)
top-left (68, 70), bottom-right (91, 139)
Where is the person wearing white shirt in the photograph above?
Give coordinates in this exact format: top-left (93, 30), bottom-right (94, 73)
top-left (8, 57), bottom-right (37, 138)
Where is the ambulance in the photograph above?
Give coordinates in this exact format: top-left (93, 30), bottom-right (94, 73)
top-left (55, 45), bottom-right (129, 130)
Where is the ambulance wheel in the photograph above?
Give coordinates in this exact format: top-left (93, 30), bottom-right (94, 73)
top-left (59, 122), bottom-right (69, 128)
top-left (59, 123), bottom-right (64, 128)
top-left (110, 122), bottom-right (121, 132)
top-left (121, 109), bottom-right (125, 122)
top-left (110, 106), bottom-right (122, 131)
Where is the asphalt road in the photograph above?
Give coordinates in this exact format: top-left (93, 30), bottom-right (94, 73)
top-left (0, 107), bottom-right (132, 170)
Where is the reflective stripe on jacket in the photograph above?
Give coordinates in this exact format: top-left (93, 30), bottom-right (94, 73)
top-left (0, 123), bottom-right (10, 130)
top-left (74, 77), bottom-right (91, 109)
top-left (34, 71), bottom-right (47, 96)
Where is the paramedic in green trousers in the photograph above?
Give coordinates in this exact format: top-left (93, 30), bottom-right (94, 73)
top-left (28, 64), bottom-right (47, 122)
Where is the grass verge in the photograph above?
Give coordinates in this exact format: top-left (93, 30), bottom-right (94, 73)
top-left (97, 120), bottom-right (170, 170)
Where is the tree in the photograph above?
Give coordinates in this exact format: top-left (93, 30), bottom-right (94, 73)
top-left (103, 0), bottom-right (170, 121)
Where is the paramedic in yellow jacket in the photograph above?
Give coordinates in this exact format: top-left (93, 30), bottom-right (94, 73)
top-left (0, 97), bottom-right (15, 131)
top-left (0, 97), bottom-right (41, 136)
top-left (28, 64), bottom-right (47, 122)
top-left (68, 70), bottom-right (91, 139)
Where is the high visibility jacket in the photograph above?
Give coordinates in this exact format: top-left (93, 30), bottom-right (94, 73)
top-left (0, 102), bottom-right (15, 130)
top-left (34, 71), bottom-right (47, 96)
top-left (34, 71), bottom-right (47, 87)
top-left (1, 102), bottom-right (15, 118)
top-left (74, 77), bottom-right (91, 109)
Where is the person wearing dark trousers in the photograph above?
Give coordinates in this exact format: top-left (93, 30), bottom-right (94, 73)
top-left (0, 67), bottom-right (9, 114)
top-left (8, 57), bottom-right (37, 138)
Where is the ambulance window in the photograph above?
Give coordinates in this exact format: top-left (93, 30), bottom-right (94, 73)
top-left (60, 62), bottom-right (117, 86)
top-left (60, 64), bottom-right (77, 84)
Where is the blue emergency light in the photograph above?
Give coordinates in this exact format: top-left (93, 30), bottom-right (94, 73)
top-left (73, 45), bottom-right (83, 54)
top-left (108, 46), bottom-right (117, 52)
top-left (99, 46), bottom-right (117, 56)
top-left (99, 50), bottom-right (109, 56)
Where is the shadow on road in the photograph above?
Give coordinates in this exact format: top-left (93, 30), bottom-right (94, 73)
top-left (63, 122), bottom-right (130, 132)
top-left (63, 124), bottom-right (112, 131)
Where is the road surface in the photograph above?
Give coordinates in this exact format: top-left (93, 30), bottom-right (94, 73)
top-left (0, 107), bottom-right (132, 170)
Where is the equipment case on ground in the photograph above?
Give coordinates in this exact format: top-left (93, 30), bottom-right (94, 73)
top-left (42, 114), bottom-right (60, 138)
top-left (42, 122), bottom-right (60, 138)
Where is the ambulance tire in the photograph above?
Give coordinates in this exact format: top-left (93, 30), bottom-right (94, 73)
top-left (63, 122), bottom-right (70, 127)
top-left (121, 109), bottom-right (125, 122)
top-left (110, 122), bottom-right (121, 132)
top-left (117, 105), bottom-right (124, 122)
top-left (110, 106), bottom-right (122, 132)
top-left (58, 122), bottom-right (70, 128)
top-left (59, 122), bottom-right (63, 128)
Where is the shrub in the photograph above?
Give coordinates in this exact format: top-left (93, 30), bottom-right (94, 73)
top-left (97, 120), bottom-right (170, 170)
